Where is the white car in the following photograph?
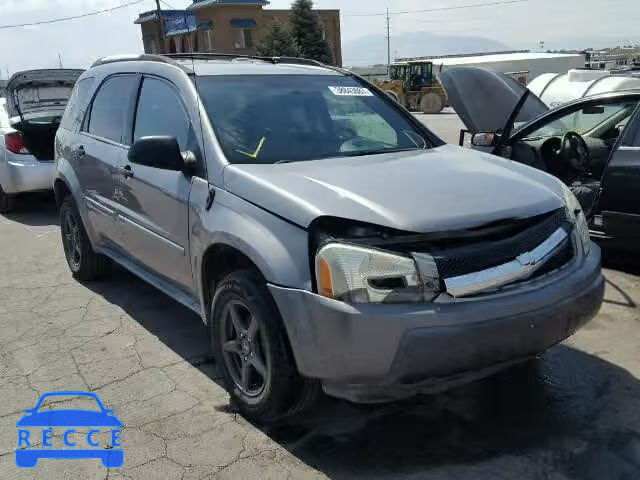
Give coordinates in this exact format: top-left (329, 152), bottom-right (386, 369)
top-left (0, 69), bottom-right (82, 212)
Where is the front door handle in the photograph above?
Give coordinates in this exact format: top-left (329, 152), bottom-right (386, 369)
top-left (118, 165), bottom-right (134, 178)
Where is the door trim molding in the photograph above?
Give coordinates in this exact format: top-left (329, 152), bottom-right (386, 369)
top-left (118, 214), bottom-right (185, 255)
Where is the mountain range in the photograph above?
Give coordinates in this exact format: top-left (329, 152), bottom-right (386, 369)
top-left (343, 32), bottom-right (636, 66)
top-left (343, 31), bottom-right (511, 66)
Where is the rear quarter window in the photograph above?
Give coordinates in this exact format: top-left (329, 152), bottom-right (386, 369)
top-left (87, 75), bottom-right (138, 144)
top-left (60, 77), bottom-right (95, 132)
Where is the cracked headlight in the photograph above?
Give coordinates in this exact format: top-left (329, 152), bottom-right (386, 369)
top-left (562, 184), bottom-right (591, 256)
top-left (315, 243), bottom-right (426, 304)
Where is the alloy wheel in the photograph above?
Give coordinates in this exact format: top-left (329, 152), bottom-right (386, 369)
top-left (220, 300), bottom-right (270, 397)
top-left (62, 209), bottom-right (82, 269)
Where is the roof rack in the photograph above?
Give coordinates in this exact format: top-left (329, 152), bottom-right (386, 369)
top-left (89, 52), bottom-right (351, 76)
top-left (162, 52), bottom-right (326, 67)
top-left (91, 54), bottom-right (183, 68)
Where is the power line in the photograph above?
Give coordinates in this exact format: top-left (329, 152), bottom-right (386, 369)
top-left (344, 0), bottom-right (528, 17)
top-left (0, 0), bottom-right (147, 30)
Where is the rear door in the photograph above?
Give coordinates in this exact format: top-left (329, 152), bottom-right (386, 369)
top-left (114, 75), bottom-right (199, 291)
top-left (597, 105), bottom-right (640, 243)
top-left (74, 74), bottom-right (139, 248)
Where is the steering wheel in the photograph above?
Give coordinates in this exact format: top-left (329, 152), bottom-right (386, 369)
top-left (560, 131), bottom-right (591, 177)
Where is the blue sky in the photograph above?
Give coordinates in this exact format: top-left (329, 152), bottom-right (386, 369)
top-left (1, 0), bottom-right (637, 74)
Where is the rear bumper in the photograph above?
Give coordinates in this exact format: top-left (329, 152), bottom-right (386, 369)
top-left (0, 154), bottom-right (54, 194)
top-left (269, 245), bottom-right (604, 402)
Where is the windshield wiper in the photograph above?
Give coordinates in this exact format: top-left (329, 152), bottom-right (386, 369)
top-left (340, 147), bottom-right (422, 158)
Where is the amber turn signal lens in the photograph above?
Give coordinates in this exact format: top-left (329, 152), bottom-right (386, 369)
top-left (317, 258), bottom-right (334, 298)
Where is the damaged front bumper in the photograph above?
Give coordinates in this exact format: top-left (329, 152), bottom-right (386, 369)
top-left (268, 244), bottom-right (604, 403)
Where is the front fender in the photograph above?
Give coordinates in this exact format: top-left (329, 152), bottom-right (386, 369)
top-left (189, 179), bottom-right (312, 321)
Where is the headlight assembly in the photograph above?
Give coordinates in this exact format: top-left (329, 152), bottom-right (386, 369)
top-left (315, 243), bottom-right (433, 304)
top-left (562, 184), bottom-right (591, 256)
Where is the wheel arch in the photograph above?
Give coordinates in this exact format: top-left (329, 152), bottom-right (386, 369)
top-left (53, 177), bottom-right (71, 207)
top-left (53, 164), bottom-right (99, 249)
top-left (200, 243), bottom-right (266, 325)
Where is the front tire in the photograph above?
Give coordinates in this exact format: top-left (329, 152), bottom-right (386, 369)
top-left (210, 269), bottom-right (318, 422)
top-left (60, 195), bottom-right (110, 281)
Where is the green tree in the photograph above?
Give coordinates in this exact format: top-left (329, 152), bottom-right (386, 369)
top-left (290, 0), bottom-right (335, 65)
top-left (256, 21), bottom-right (300, 57)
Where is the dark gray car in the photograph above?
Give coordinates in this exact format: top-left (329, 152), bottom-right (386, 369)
top-left (54, 54), bottom-right (604, 422)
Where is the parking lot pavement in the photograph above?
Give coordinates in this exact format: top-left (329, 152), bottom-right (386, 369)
top-left (415, 107), bottom-right (467, 144)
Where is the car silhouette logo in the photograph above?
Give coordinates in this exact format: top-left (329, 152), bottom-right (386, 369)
top-left (15, 391), bottom-right (123, 468)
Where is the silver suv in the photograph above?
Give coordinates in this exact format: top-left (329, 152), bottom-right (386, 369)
top-left (54, 54), bottom-right (604, 422)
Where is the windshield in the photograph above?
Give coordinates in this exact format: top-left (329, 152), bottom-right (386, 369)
top-left (198, 75), bottom-right (431, 164)
top-left (524, 102), bottom-right (638, 138)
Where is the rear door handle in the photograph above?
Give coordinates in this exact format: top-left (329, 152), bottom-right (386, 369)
top-left (118, 165), bottom-right (134, 178)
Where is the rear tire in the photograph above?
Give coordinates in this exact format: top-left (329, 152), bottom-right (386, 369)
top-left (420, 92), bottom-right (444, 114)
top-left (0, 185), bottom-right (15, 213)
top-left (60, 195), bottom-right (110, 281)
top-left (210, 269), bottom-right (318, 423)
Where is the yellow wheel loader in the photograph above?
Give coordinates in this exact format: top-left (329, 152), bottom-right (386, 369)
top-left (375, 61), bottom-right (447, 114)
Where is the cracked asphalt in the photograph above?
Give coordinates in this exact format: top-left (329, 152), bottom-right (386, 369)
top-left (0, 113), bottom-right (638, 478)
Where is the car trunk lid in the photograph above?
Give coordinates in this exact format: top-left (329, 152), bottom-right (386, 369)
top-left (440, 66), bottom-right (549, 133)
top-left (5, 69), bottom-right (83, 123)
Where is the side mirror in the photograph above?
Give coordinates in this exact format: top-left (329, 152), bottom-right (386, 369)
top-left (471, 132), bottom-right (499, 148)
top-left (128, 136), bottom-right (185, 171)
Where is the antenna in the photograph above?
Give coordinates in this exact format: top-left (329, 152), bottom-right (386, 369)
top-left (155, 0), bottom-right (165, 54)
top-left (385, 4), bottom-right (391, 72)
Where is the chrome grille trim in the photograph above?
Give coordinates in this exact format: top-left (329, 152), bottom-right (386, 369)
top-left (444, 227), bottom-right (570, 298)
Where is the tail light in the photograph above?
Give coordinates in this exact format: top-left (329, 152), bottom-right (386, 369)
top-left (5, 132), bottom-right (30, 155)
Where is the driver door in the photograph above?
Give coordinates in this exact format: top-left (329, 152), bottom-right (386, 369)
top-left (596, 104), bottom-right (640, 243)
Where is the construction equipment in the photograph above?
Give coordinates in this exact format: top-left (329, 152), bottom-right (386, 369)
top-left (375, 61), bottom-right (447, 114)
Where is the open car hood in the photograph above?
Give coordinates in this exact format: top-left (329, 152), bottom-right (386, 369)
top-left (6, 69), bottom-right (83, 122)
top-left (440, 66), bottom-right (549, 133)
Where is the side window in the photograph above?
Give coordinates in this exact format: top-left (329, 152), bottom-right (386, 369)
top-left (60, 77), bottom-right (94, 131)
top-left (88, 75), bottom-right (138, 143)
top-left (133, 77), bottom-right (192, 151)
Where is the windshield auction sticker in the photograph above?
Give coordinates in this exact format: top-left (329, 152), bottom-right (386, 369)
top-left (328, 86), bottom-right (374, 96)
top-left (15, 391), bottom-right (123, 469)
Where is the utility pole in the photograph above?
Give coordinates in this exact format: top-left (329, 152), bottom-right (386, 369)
top-left (58, 53), bottom-right (63, 69)
top-left (386, 4), bottom-right (391, 73)
top-left (155, 0), bottom-right (165, 54)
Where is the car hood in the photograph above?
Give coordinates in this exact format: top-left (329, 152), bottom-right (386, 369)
top-left (223, 145), bottom-right (566, 233)
top-left (440, 66), bottom-right (549, 133)
top-left (16, 409), bottom-right (123, 427)
top-left (6, 69), bottom-right (83, 122)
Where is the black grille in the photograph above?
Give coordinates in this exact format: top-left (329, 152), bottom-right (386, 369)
top-left (429, 208), bottom-right (572, 279)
